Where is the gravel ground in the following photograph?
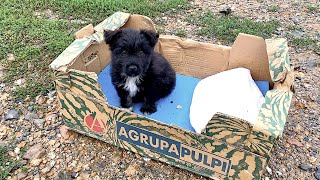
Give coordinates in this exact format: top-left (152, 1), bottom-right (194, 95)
top-left (1, 1), bottom-right (319, 179)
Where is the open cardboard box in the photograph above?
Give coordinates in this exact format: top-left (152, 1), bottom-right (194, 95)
top-left (50, 12), bottom-right (294, 179)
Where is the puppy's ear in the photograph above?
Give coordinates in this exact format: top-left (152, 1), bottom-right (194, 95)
top-left (104, 29), bottom-right (122, 45)
top-left (140, 30), bottom-right (159, 47)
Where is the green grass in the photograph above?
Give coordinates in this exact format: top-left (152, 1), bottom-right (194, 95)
top-left (0, 0), bottom-right (188, 100)
top-left (305, 4), bottom-right (319, 13)
top-left (175, 29), bottom-right (187, 37)
top-left (188, 11), bottom-right (279, 44)
top-left (290, 37), bottom-right (320, 54)
top-left (0, 146), bottom-right (17, 179)
top-left (287, 25), bottom-right (302, 31)
top-left (267, 5), bottom-right (280, 12)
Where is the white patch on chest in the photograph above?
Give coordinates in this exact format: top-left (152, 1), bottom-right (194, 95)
top-left (124, 76), bottom-right (141, 97)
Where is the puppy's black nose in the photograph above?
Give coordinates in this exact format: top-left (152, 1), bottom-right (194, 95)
top-left (126, 65), bottom-right (139, 77)
top-left (128, 65), bottom-right (138, 72)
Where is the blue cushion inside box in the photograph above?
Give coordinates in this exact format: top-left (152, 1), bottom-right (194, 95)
top-left (98, 64), bottom-right (269, 132)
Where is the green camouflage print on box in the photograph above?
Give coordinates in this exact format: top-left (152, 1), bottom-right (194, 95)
top-left (54, 69), bottom-right (267, 179)
top-left (202, 113), bottom-right (253, 148)
top-left (266, 38), bottom-right (290, 82)
top-left (245, 90), bottom-right (293, 159)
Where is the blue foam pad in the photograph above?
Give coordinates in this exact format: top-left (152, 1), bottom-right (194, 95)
top-left (97, 64), bottom-right (269, 132)
top-left (254, 81), bottom-right (269, 97)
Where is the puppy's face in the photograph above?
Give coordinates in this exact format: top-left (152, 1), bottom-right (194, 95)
top-left (104, 29), bottom-right (159, 77)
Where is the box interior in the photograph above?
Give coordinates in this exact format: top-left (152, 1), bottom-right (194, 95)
top-left (98, 64), bottom-right (269, 131)
top-left (65, 15), bottom-right (274, 132)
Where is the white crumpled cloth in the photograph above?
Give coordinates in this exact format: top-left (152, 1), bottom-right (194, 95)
top-left (190, 68), bottom-right (265, 133)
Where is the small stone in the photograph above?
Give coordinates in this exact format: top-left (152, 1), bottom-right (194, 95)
top-left (30, 159), bottom-right (42, 167)
top-left (54, 142), bottom-right (61, 148)
top-left (25, 112), bottom-right (39, 121)
top-left (310, 157), bottom-right (317, 163)
top-left (295, 124), bottom-right (304, 132)
top-left (23, 144), bottom-right (44, 160)
top-left (17, 141), bottom-right (26, 148)
top-left (119, 161), bottom-right (126, 169)
top-left (48, 152), bottom-right (56, 159)
top-left (0, 65), bottom-right (4, 81)
top-left (5, 109), bottom-right (19, 120)
top-left (27, 106), bottom-right (34, 112)
top-left (14, 147), bottom-right (20, 155)
top-left (287, 138), bottom-right (304, 147)
top-left (80, 172), bottom-right (90, 179)
top-left (60, 125), bottom-right (70, 140)
top-left (315, 169), bottom-right (320, 180)
top-left (17, 172), bottom-right (27, 179)
top-left (37, 96), bottom-right (47, 105)
top-left (124, 165), bottom-right (137, 177)
top-left (48, 90), bottom-right (56, 99)
top-left (292, 30), bottom-right (305, 38)
top-left (8, 151), bottom-right (16, 157)
top-left (33, 119), bottom-right (45, 129)
top-left (317, 96), bottom-right (320, 105)
top-left (34, 173), bottom-right (40, 180)
top-left (276, 171), bottom-right (283, 176)
top-left (266, 166), bottom-right (272, 175)
top-left (71, 172), bottom-right (79, 179)
top-left (219, 6), bottom-right (232, 15)
top-left (41, 160), bottom-right (55, 174)
top-left (7, 53), bottom-right (15, 61)
top-left (299, 163), bottom-right (312, 171)
top-left (14, 79), bottom-right (25, 86)
top-left (293, 16), bottom-right (302, 24)
top-left (48, 140), bottom-right (56, 146)
top-left (143, 157), bottom-right (151, 162)
top-left (83, 164), bottom-right (90, 171)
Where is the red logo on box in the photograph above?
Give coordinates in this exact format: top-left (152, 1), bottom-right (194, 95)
top-left (84, 112), bottom-right (106, 133)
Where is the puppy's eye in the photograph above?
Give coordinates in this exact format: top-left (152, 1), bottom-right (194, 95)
top-left (137, 50), bottom-right (144, 55)
top-left (121, 50), bottom-right (128, 56)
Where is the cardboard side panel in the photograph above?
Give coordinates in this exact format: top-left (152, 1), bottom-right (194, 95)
top-left (202, 113), bottom-right (253, 147)
top-left (69, 43), bottom-right (111, 74)
top-left (55, 70), bottom-right (106, 102)
top-left (54, 71), bottom-right (268, 179)
top-left (228, 33), bottom-right (273, 83)
top-left (158, 35), bottom-right (230, 78)
top-left (245, 90), bottom-right (293, 158)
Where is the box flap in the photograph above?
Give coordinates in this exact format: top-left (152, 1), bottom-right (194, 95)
top-left (266, 38), bottom-right (290, 82)
top-left (228, 33), bottom-right (273, 84)
top-left (50, 12), bottom-right (131, 70)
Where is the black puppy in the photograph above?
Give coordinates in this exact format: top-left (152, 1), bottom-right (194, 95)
top-left (104, 28), bottom-right (176, 115)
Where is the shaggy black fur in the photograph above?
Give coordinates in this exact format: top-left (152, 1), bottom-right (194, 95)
top-left (104, 28), bottom-right (176, 115)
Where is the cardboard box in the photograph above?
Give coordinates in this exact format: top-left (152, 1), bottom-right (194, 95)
top-left (50, 12), bottom-right (294, 179)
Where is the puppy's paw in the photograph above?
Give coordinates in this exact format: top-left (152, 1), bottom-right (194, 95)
top-left (120, 100), bottom-right (132, 109)
top-left (140, 104), bottom-right (157, 115)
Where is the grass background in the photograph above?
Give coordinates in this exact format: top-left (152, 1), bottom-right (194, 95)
top-left (0, 0), bottom-right (188, 100)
